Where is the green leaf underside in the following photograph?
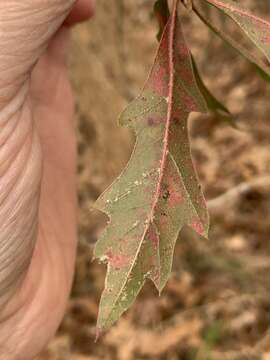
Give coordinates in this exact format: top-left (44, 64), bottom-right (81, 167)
top-left (191, 55), bottom-right (236, 126)
top-left (202, 0), bottom-right (270, 63)
top-left (94, 0), bottom-right (209, 332)
top-left (193, 5), bottom-right (270, 82)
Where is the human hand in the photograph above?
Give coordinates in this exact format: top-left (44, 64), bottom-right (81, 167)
top-left (0, 1), bottom-right (95, 358)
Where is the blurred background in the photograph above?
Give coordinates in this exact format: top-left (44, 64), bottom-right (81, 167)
top-left (39, 1), bottom-right (270, 359)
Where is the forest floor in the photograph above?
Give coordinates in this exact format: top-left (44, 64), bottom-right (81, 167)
top-left (39, 1), bottom-right (270, 359)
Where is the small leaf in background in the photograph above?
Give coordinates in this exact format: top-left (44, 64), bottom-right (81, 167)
top-left (94, 0), bottom-right (209, 333)
top-left (191, 55), bottom-right (237, 127)
top-left (154, 0), bottom-right (170, 40)
top-left (193, 4), bottom-right (270, 83)
top-left (202, 0), bottom-right (270, 62)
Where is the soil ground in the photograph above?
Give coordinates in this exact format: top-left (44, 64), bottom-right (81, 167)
top-left (39, 1), bottom-right (270, 359)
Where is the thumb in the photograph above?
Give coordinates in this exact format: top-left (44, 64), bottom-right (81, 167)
top-left (0, 0), bottom-right (75, 108)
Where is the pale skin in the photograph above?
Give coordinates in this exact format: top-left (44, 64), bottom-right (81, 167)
top-left (0, 1), bottom-right (95, 358)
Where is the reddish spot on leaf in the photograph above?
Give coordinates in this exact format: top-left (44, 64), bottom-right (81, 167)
top-left (191, 219), bottom-right (204, 236)
top-left (148, 116), bottom-right (164, 127)
top-left (168, 191), bottom-right (183, 207)
top-left (175, 43), bottom-right (193, 86)
top-left (150, 65), bottom-right (169, 97)
top-left (106, 250), bottom-right (130, 270)
top-left (182, 93), bottom-right (199, 112)
top-left (159, 212), bottom-right (168, 227)
top-left (262, 35), bottom-right (270, 44)
top-left (148, 225), bottom-right (159, 249)
top-left (178, 42), bottom-right (190, 58)
top-left (164, 174), bottom-right (183, 207)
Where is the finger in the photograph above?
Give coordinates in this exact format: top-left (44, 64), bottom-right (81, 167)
top-left (0, 0), bottom-right (75, 110)
top-left (65, 0), bottom-right (96, 27)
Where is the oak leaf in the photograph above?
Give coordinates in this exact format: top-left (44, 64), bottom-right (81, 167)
top-left (94, 0), bottom-right (209, 332)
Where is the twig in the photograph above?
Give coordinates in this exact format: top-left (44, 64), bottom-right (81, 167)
top-left (255, 329), bottom-right (270, 353)
top-left (207, 176), bottom-right (270, 213)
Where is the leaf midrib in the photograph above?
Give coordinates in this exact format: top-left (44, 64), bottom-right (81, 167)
top-left (100, 1), bottom-right (180, 327)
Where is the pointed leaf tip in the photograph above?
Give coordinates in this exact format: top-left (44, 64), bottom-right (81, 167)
top-left (95, 327), bottom-right (103, 342)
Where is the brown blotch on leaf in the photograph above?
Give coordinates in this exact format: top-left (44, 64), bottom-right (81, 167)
top-left (147, 116), bottom-right (163, 127)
